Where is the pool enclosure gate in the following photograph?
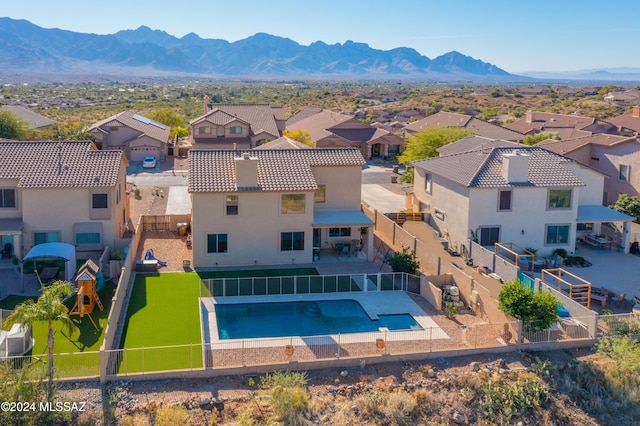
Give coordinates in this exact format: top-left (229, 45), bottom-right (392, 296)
top-left (200, 272), bottom-right (421, 298)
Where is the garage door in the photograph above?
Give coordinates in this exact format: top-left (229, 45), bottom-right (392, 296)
top-left (130, 147), bottom-right (161, 162)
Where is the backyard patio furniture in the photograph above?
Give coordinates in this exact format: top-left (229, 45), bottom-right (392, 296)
top-left (1, 243), bottom-right (12, 259)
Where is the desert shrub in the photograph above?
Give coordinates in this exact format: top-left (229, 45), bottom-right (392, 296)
top-left (385, 246), bottom-right (420, 274)
top-left (595, 336), bottom-right (640, 404)
top-left (153, 404), bottom-right (193, 426)
top-left (260, 370), bottom-right (309, 425)
top-left (479, 372), bottom-right (548, 423)
top-left (381, 390), bottom-right (417, 425)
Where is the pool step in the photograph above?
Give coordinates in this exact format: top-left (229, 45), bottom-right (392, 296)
top-left (303, 302), bottom-right (321, 317)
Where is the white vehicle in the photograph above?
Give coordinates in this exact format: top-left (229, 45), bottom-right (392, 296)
top-left (142, 156), bottom-right (157, 168)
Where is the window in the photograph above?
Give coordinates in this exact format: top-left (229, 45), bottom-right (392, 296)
top-left (0, 189), bottom-right (16, 208)
top-left (548, 189), bottom-right (571, 209)
top-left (34, 231), bottom-right (59, 246)
top-left (281, 194), bottom-right (305, 214)
top-left (498, 190), bottom-right (512, 211)
top-left (281, 231), bottom-right (304, 251)
top-left (229, 126), bottom-right (243, 135)
top-left (434, 209), bottom-right (445, 221)
top-left (76, 232), bottom-right (101, 245)
top-left (314, 184), bottom-right (326, 203)
top-left (226, 195), bottom-right (238, 215)
top-left (619, 164), bottom-right (630, 181)
top-left (424, 173), bottom-right (432, 193)
top-left (207, 234), bottom-right (228, 253)
top-left (577, 223), bottom-right (593, 232)
top-left (546, 225), bottom-right (569, 245)
top-left (198, 126), bottom-right (212, 135)
top-left (92, 193), bottom-right (108, 209)
top-left (329, 228), bottom-right (351, 237)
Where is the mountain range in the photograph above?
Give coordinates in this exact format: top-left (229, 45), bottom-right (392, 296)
top-left (0, 17), bottom-right (529, 83)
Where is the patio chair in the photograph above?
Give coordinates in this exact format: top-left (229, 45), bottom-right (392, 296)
top-left (1, 243), bottom-right (12, 259)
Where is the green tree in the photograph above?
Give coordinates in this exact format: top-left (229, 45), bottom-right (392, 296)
top-left (611, 194), bottom-right (640, 222)
top-left (397, 127), bottom-right (473, 164)
top-left (0, 109), bottom-right (29, 139)
top-left (40, 121), bottom-right (92, 141)
top-left (522, 131), bottom-right (561, 146)
top-left (5, 281), bottom-right (76, 401)
top-left (498, 279), bottom-right (560, 332)
top-left (283, 128), bottom-right (314, 147)
top-left (147, 108), bottom-right (189, 139)
top-left (399, 166), bottom-right (414, 184)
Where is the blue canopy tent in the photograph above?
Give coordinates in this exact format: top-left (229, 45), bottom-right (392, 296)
top-left (21, 243), bottom-right (77, 292)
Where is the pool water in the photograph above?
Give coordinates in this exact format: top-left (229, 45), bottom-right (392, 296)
top-left (214, 299), bottom-right (421, 340)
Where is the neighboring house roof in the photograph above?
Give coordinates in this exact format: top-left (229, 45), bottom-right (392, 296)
top-left (607, 107), bottom-right (640, 134)
top-left (286, 107), bottom-right (324, 126)
top-left (437, 136), bottom-right (522, 156)
top-left (191, 104), bottom-right (283, 138)
top-left (285, 109), bottom-right (401, 145)
top-left (1, 105), bottom-right (54, 130)
top-left (0, 141), bottom-right (125, 188)
top-left (413, 146), bottom-right (586, 188)
top-left (405, 111), bottom-right (524, 141)
top-left (189, 148), bottom-right (365, 193)
top-left (254, 136), bottom-right (311, 150)
top-left (89, 110), bottom-right (171, 143)
top-left (537, 134), bottom-right (636, 155)
top-left (506, 110), bottom-right (608, 137)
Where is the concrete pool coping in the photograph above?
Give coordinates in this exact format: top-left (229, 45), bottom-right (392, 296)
top-left (200, 291), bottom-right (449, 347)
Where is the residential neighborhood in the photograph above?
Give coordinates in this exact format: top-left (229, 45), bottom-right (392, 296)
top-left (2, 86), bottom-right (640, 424)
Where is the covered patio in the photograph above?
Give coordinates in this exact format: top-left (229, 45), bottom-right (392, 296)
top-left (576, 205), bottom-right (633, 253)
top-left (312, 209), bottom-right (374, 263)
top-left (20, 242), bottom-right (77, 293)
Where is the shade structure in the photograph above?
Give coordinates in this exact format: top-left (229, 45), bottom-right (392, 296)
top-left (22, 242), bottom-right (76, 282)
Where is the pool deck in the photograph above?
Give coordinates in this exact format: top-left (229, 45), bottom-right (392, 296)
top-left (201, 291), bottom-right (448, 348)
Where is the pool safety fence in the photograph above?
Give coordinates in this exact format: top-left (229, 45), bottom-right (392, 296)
top-left (101, 321), bottom-right (516, 377)
top-left (522, 315), bottom-right (598, 343)
top-left (200, 272), bottom-right (421, 298)
top-left (1, 350), bottom-right (101, 380)
top-left (597, 313), bottom-right (640, 337)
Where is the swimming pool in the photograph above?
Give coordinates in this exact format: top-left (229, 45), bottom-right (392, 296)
top-left (214, 299), bottom-right (422, 340)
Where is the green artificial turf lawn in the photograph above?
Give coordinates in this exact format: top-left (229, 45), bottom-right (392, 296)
top-left (1, 282), bottom-right (116, 378)
top-left (118, 272), bottom-right (203, 372)
top-left (120, 273), bottom-right (202, 348)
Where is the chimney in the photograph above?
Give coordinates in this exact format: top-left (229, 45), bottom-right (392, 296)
top-left (235, 153), bottom-right (259, 188)
top-left (502, 150), bottom-right (529, 183)
top-left (203, 95), bottom-right (210, 115)
top-left (633, 105), bottom-right (640, 118)
top-left (525, 110), bottom-right (534, 124)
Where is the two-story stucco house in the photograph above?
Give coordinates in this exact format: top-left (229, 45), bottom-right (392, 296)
top-left (88, 111), bottom-right (170, 162)
top-left (286, 109), bottom-right (404, 159)
top-left (188, 148), bottom-right (373, 267)
top-left (411, 145), bottom-right (632, 256)
top-left (0, 141), bottom-right (128, 261)
top-left (189, 102), bottom-right (286, 150)
top-left (537, 134), bottom-right (640, 205)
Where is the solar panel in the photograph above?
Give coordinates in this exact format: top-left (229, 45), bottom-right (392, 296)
top-left (132, 114), bottom-right (166, 130)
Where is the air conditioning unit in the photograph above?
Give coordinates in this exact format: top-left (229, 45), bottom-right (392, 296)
top-left (471, 290), bottom-right (479, 304)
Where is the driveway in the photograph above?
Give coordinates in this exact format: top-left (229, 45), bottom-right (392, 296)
top-left (361, 163), bottom-right (408, 214)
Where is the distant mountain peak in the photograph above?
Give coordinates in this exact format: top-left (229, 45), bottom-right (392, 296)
top-left (0, 16), bottom-right (528, 82)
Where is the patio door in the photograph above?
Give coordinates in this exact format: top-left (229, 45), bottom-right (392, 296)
top-left (479, 226), bottom-right (500, 247)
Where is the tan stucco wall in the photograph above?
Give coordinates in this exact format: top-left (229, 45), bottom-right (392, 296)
top-left (192, 190), bottom-right (315, 267)
top-left (311, 166), bottom-right (362, 210)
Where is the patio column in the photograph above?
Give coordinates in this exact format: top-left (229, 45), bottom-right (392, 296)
top-left (622, 221), bottom-right (631, 254)
top-left (13, 233), bottom-right (21, 259)
top-left (367, 225), bottom-right (374, 261)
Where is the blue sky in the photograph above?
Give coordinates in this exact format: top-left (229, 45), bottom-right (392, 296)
top-left (3, 0), bottom-right (640, 73)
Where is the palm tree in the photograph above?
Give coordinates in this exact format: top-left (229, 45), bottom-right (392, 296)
top-left (5, 280), bottom-right (76, 401)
